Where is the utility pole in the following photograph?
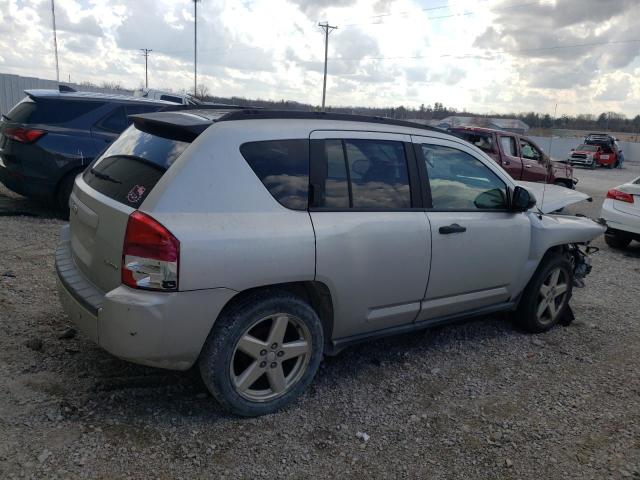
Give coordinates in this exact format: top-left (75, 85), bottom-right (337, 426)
top-left (193, 0), bottom-right (201, 96)
top-left (318, 21), bottom-right (337, 111)
top-left (140, 48), bottom-right (152, 88)
top-left (51, 0), bottom-right (60, 84)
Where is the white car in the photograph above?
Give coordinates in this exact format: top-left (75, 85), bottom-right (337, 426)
top-left (600, 177), bottom-right (640, 248)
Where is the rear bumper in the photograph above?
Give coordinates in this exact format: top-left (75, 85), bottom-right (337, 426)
top-left (55, 225), bottom-right (237, 370)
top-left (600, 200), bottom-right (640, 236)
top-left (0, 163), bottom-right (57, 199)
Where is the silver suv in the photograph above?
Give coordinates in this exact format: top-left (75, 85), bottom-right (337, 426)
top-left (56, 109), bottom-right (604, 416)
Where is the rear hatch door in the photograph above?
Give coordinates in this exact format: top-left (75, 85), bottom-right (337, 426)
top-left (69, 125), bottom-right (189, 292)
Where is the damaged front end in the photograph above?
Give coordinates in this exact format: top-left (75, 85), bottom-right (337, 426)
top-left (567, 243), bottom-right (598, 288)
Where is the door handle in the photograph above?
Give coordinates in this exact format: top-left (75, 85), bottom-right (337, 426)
top-left (525, 164), bottom-right (533, 168)
top-left (439, 223), bottom-right (467, 235)
top-left (504, 160), bottom-right (511, 165)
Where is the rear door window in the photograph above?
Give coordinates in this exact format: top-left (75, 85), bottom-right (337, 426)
top-left (344, 139), bottom-right (411, 209)
top-left (5, 98), bottom-right (104, 124)
top-left (500, 136), bottom-right (517, 156)
top-left (83, 126), bottom-right (189, 206)
top-left (240, 139), bottom-right (309, 210)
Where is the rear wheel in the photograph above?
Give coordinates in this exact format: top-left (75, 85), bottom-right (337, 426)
top-left (56, 171), bottom-right (79, 219)
top-left (605, 231), bottom-right (632, 249)
top-left (199, 291), bottom-right (324, 417)
top-left (516, 254), bottom-right (573, 333)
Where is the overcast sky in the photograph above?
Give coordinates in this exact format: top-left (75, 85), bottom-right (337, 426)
top-left (1, 0), bottom-right (639, 116)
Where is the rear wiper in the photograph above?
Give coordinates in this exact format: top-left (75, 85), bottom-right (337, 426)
top-left (90, 168), bottom-right (121, 184)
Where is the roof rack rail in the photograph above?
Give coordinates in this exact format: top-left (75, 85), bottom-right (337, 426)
top-left (217, 109), bottom-right (444, 133)
top-left (159, 104), bottom-right (249, 112)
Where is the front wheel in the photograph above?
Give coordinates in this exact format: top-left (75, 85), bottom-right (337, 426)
top-left (199, 291), bottom-right (324, 417)
top-left (516, 254), bottom-right (573, 333)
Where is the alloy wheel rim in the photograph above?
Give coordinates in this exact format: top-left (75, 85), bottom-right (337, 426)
top-left (536, 267), bottom-right (568, 325)
top-left (230, 313), bottom-right (312, 402)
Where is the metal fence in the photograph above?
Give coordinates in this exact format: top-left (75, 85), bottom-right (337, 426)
top-left (0, 72), bottom-right (133, 116)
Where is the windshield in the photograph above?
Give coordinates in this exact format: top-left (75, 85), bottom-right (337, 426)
top-left (576, 144), bottom-right (598, 152)
top-left (83, 125), bottom-right (189, 206)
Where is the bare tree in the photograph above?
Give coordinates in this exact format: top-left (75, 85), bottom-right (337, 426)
top-left (195, 83), bottom-right (210, 100)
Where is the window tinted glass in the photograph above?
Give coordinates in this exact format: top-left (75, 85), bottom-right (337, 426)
top-left (83, 126), bottom-right (189, 206)
top-left (344, 139), bottom-right (410, 209)
top-left (421, 144), bottom-right (507, 210)
top-left (6, 98), bottom-right (104, 125)
top-left (500, 136), bottom-right (517, 156)
top-left (456, 131), bottom-right (494, 153)
top-left (322, 139), bottom-right (350, 208)
top-left (160, 95), bottom-right (182, 103)
top-left (240, 139), bottom-right (309, 210)
top-left (95, 107), bottom-right (127, 133)
top-left (125, 104), bottom-right (162, 116)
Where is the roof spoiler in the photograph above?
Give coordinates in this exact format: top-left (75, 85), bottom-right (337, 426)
top-left (130, 112), bottom-right (212, 142)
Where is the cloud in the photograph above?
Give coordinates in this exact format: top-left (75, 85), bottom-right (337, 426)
top-left (288, 0), bottom-right (357, 17)
top-left (595, 75), bottom-right (632, 101)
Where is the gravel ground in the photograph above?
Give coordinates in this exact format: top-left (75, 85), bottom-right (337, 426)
top-left (1, 164), bottom-right (639, 479)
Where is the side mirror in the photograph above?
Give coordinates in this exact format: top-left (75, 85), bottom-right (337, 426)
top-left (512, 186), bottom-right (536, 212)
top-left (570, 148), bottom-right (575, 151)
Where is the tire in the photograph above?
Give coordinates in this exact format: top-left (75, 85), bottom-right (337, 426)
top-left (605, 232), bottom-right (632, 249)
top-left (516, 254), bottom-right (573, 333)
top-left (199, 291), bottom-right (324, 417)
top-left (56, 171), bottom-right (78, 220)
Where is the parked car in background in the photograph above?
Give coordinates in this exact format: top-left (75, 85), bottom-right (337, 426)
top-left (566, 143), bottom-right (604, 169)
top-left (450, 126), bottom-right (576, 188)
top-left (568, 133), bottom-right (619, 169)
top-left (600, 176), bottom-right (640, 248)
top-left (0, 87), bottom-right (172, 215)
top-left (134, 88), bottom-right (200, 105)
top-left (55, 108), bottom-right (604, 416)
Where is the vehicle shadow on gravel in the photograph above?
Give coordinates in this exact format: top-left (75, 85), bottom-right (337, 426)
top-left (74, 313), bottom-right (521, 424)
top-left (0, 188), bottom-right (60, 219)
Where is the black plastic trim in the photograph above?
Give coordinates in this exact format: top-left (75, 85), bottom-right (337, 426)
top-left (326, 301), bottom-right (516, 355)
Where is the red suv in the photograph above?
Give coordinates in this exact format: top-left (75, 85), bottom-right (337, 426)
top-left (450, 126), bottom-right (576, 188)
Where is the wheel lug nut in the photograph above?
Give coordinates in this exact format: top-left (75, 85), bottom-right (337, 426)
top-left (260, 349), bottom-right (267, 356)
top-left (271, 343), bottom-right (278, 349)
top-left (260, 361), bottom-right (267, 368)
top-left (270, 362), bottom-right (277, 368)
top-left (277, 351), bottom-right (284, 357)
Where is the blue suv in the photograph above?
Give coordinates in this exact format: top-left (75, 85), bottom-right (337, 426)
top-left (0, 87), bottom-right (172, 216)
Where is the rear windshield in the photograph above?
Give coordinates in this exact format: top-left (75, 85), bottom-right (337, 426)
top-left (576, 144), bottom-right (598, 152)
top-left (5, 97), bottom-right (104, 125)
top-left (454, 131), bottom-right (494, 153)
top-left (83, 126), bottom-right (189, 206)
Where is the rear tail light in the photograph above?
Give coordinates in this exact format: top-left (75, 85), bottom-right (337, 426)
top-left (122, 211), bottom-right (179, 291)
top-left (4, 127), bottom-right (46, 143)
top-left (606, 189), bottom-right (634, 204)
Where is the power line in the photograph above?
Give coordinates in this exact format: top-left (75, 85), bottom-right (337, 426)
top-left (339, 0), bottom-right (543, 28)
top-left (140, 48), bottom-right (152, 88)
top-left (323, 38), bottom-right (640, 63)
top-left (319, 22), bottom-right (338, 110)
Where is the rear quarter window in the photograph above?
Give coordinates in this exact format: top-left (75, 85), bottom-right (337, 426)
top-left (240, 139), bottom-right (309, 210)
top-left (83, 126), bottom-right (189, 206)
